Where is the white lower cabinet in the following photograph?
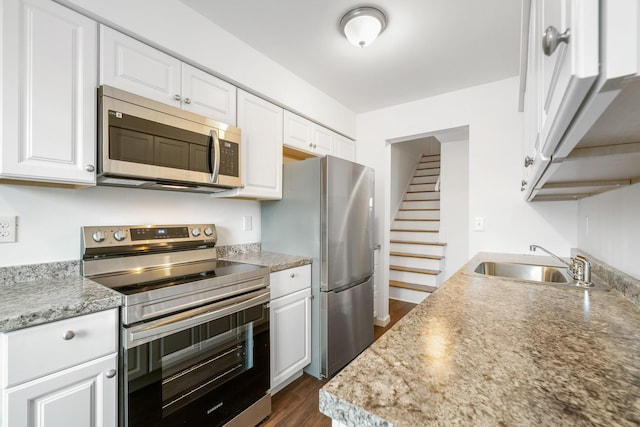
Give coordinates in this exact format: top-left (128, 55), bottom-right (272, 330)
top-left (1, 309), bottom-right (118, 427)
top-left (270, 265), bottom-right (311, 394)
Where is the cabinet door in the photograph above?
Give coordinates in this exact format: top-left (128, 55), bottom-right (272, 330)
top-left (537, 0), bottom-right (598, 158)
top-left (334, 135), bottom-right (355, 161)
top-left (4, 353), bottom-right (117, 427)
top-left (236, 90), bottom-right (283, 199)
top-left (312, 126), bottom-right (333, 156)
top-left (181, 63), bottom-right (236, 125)
top-left (283, 111), bottom-right (313, 153)
top-left (1, 0), bottom-right (97, 185)
top-left (270, 288), bottom-right (311, 392)
top-left (100, 25), bottom-right (181, 108)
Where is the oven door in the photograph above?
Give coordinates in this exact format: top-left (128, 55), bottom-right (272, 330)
top-left (121, 289), bottom-right (270, 427)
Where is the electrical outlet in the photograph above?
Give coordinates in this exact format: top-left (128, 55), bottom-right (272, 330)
top-left (0, 216), bottom-right (17, 243)
top-left (474, 216), bottom-right (485, 232)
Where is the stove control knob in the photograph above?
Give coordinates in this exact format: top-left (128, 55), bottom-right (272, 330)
top-left (204, 227), bottom-right (214, 237)
top-left (192, 227), bottom-right (201, 237)
top-left (114, 230), bottom-right (127, 241)
top-left (92, 230), bottom-right (106, 243)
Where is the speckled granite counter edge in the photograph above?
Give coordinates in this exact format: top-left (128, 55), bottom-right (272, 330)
top-left (573, 248), bottom-right (640, 307)
top-left (0, 259), bottom-right (80, 284)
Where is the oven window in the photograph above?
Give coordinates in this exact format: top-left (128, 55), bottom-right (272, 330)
top-left (123, 302), bottom-right (269, 427)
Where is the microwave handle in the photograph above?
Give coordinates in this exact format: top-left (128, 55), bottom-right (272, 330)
top-left (207, 130), bottom-right (221, 183)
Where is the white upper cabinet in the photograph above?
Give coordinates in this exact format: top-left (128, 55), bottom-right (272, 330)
top-left (334, 135), bottom-right (356, 162)
top-left (284, 111), bottom-right (333, 156)
top-left (235, 90), bottom-right (283, 199)
top-left (522, 0), bottom-right (640, 201)
top-left (100, 25), bottom-right (236, 125)
top-left (181, 64), bottom-right (236, 124)
top-left (1, 0), bottom-right (98, 185)
top-left (537, 0), bottom-right (599, 159)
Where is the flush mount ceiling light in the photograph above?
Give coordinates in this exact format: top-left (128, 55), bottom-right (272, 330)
top-left (340, 6), bottom-right (387, 48)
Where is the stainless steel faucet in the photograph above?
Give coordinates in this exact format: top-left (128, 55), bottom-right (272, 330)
top-left (530, 245), bottom-right (593, 287)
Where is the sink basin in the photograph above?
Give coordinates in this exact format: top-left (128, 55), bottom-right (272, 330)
top-left (473, 261), bottom-right (571, 283)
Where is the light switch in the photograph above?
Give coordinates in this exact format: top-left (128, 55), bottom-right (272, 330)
top-left (243, 215), bottom-right (252, 231)
top-left (474, 217), bottom-right (485, 232)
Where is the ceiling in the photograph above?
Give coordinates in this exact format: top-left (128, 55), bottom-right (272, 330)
top-left (181, 0), bottom-right (523, 114)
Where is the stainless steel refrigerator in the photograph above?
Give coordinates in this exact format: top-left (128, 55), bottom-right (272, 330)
top-left (261, 155), bottom-right (375, 379)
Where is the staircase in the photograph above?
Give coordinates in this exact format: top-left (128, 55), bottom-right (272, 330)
top-left (389, 154), bottom-right (446, 302)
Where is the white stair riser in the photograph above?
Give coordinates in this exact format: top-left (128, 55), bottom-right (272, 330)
top-left (416, 167), bottom-right (440, 175)
top-left (406, 191), bottom-right (439, 201)
top-left (389, 287), bottom-right (431, 304)
top-left (392, 220), bottom-right (440, 230)
top-left (389, 243), bottom-right (445, 256)
top-left (408, 183), bottom-right (436, 192)
top-left (396, 210), bottom-right (440, 220)
top-left (414, 169), bottom-right (439, 177)
top-left (390, 256), bottom-right (442, 270)
top-left (418, 161), bottom-right (440, 169)
top-left (389, 270), bottom-right (439, 286)
top-left (401, 200), bottom-right (440, 210)
top-left (412, 176), bottom-right (438, 184)
top-left (390, 230), bottom-right (439, 241)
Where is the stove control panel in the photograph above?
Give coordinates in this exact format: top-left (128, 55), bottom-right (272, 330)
top-left (82, 224), bottom-right (218, 252)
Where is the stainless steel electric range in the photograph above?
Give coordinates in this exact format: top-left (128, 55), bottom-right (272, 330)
top-left (81, 224), bottom-right (270, 427)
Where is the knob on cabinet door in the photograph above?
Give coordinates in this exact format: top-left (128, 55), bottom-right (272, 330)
top-left (85, 164), bottom-right (95, 172)
top-left (106, 369), bottom-right (117, 378)
top-left (542, 25), bottom-right (570, 56)
top-left (173, 94), bottom-right (182, 101)
top-left (63, 331), bottom-right (75, 340)
top-left (524, 156), bottom-right (534, 167)
top-left (184, 98), bottom-right (192, 104)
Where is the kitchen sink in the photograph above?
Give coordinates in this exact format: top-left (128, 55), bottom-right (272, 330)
top-left (473, 261), bottom-right (572, 283)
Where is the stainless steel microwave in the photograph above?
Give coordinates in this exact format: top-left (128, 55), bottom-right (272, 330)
top-left (97, 85), bottom-right (242, 193)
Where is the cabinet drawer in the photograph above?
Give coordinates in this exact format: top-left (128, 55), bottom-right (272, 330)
top-left (270, 265), bottom-right (311, 300)
top-left (3, 309), bottom-right (118, 387)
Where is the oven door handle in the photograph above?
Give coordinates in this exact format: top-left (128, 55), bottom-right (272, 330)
top-left (124, 288), bottom-right (269, 348)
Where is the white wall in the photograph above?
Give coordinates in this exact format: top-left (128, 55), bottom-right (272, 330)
top-left (577, 183), bottom-right (640, 280)
top-left (55, 0), bottom-right (356, 138)
top-left (439, 139), bottom-right (469, 280)
top-left (356, 77), bottom-right (578, 322)
top-left (0, 184), bottom-right (260, 267)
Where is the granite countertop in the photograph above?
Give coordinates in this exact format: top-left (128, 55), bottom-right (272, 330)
top-left (0, 263), bottom-right (121, 332)
top-left (221, 250), bottom-right (312, 272)
top-left (320, 252), bottom-right (640, 426)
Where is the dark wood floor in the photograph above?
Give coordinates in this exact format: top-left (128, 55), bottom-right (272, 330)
top-left (261, 298), bottom-right (417, 427)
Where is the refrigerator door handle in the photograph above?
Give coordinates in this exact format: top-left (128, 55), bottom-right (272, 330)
top-left (331, 276), bottom-right (373, 294)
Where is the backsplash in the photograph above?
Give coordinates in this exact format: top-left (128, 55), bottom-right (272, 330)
top-left (575, 249), bottom-right (640, 307)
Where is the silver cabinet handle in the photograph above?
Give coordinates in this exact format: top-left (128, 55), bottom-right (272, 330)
top-left (63, 330), bottom-right (75, 340)
top-left (106, 369), bottom-right (117, 378)
top-left (85, 164), bottom-right (95, 172)
top-left (173, 94), bottom-right (182, 101)
top-left (290, 273), bottom-right (295, 278)
top-left (542, 26), bottom-right (570, 56)
top-left (521, 180), bottom-right (527, 192)
top-left (309, 143), bottom-right (313, 148)
top-left (184, 97), bottom-right (191, 104)
top-left (524, 156), bottom-right (534, 168)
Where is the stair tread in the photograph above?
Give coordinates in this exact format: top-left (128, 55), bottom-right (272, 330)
top-left (403, 199), bottom-right (440, 202)
top-left (390, 252), bottom-right (444, 260)
top-left (407, 190), bottom-right (438, 193)
top-left (390, 240), bottom-right (447, 246)
top-left (391, 229), bottom-right (439, 233)
top-left (390, 280), bottom-right (439, 293)
top-left (390, 265), bottom-right (441, 275)
top-left (394, 219), bottom-right (440, 222)
top-left (399, 208), bottom-right (440, 211)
